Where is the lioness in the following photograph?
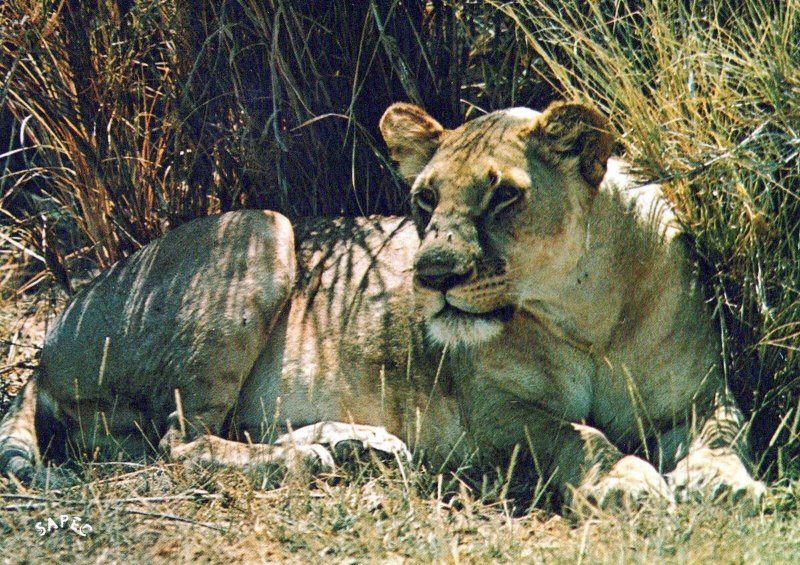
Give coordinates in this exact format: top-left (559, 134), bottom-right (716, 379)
top-left (0, 101), bottom-right (764, 510)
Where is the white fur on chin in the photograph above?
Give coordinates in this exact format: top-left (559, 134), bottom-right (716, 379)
top-left (426, 315), bottom-right (504, 346)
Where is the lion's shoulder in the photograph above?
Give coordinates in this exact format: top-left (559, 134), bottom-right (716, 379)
top-left (599, 158), bottom-right (682, 243)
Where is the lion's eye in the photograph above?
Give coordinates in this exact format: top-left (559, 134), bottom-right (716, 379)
top-left (414, 187), bottom-right (438, 212)
top-left (488, 184), bottom-right (523, 214)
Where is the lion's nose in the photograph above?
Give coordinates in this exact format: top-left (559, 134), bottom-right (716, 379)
top-left (414, 254), bottom-right (475, 292)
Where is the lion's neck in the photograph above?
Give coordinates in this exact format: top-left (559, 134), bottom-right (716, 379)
top-left (519, 180), bottom-right (683, 354)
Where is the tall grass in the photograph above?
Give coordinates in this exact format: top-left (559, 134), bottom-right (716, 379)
top-left (0, 1), bottom-right (798, 476)
top-left (0, 0), bottom-right (543, 286)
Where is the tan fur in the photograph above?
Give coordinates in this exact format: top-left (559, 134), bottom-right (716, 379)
top-left (0, 102), bottom-right (763, 510)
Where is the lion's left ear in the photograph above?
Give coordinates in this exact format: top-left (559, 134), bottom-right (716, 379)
top-left (380, 103), bottom-right (447, 185)
top-left (531, 102), bottom-right (613, 189)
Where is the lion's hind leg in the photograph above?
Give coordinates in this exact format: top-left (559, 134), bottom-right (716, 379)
top-left (160, 411), bottom-right (335, 475)
top-left (668, 391), bottom-right (765, 512)
top-left (162, 420), bottom-right (411, 478)
top-left (276, 421), bottom-right (412, 465)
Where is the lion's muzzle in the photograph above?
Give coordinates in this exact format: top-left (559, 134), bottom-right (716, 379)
top-left (414, 213), bottom-right (512, 319)
top-left (415, 248), bottom-right (512, 316)
top-left (443, 271), bottom-right (511, 314)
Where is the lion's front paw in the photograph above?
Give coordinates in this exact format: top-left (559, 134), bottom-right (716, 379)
top-left (277, 421), bottom-right (412, 464)
top-left (668, 447), bottom-right (765, 513)
top-left (572, 455), bottom-right (674, 514)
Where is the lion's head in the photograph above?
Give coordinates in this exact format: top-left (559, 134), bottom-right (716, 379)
top-left (380, 101), bottom-right (613, 346)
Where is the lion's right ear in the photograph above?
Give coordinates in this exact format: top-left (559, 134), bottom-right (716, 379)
top-left (380, 103), bottom-right (446, 184)
top-left (530, 102), bottom-right (613, 190)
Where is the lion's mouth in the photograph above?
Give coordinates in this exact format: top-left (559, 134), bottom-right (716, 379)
top-left (435, 302), bottom-right (515, 322)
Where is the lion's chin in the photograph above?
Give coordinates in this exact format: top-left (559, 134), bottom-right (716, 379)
top-left (425, 306), bottom-right (513, 346)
